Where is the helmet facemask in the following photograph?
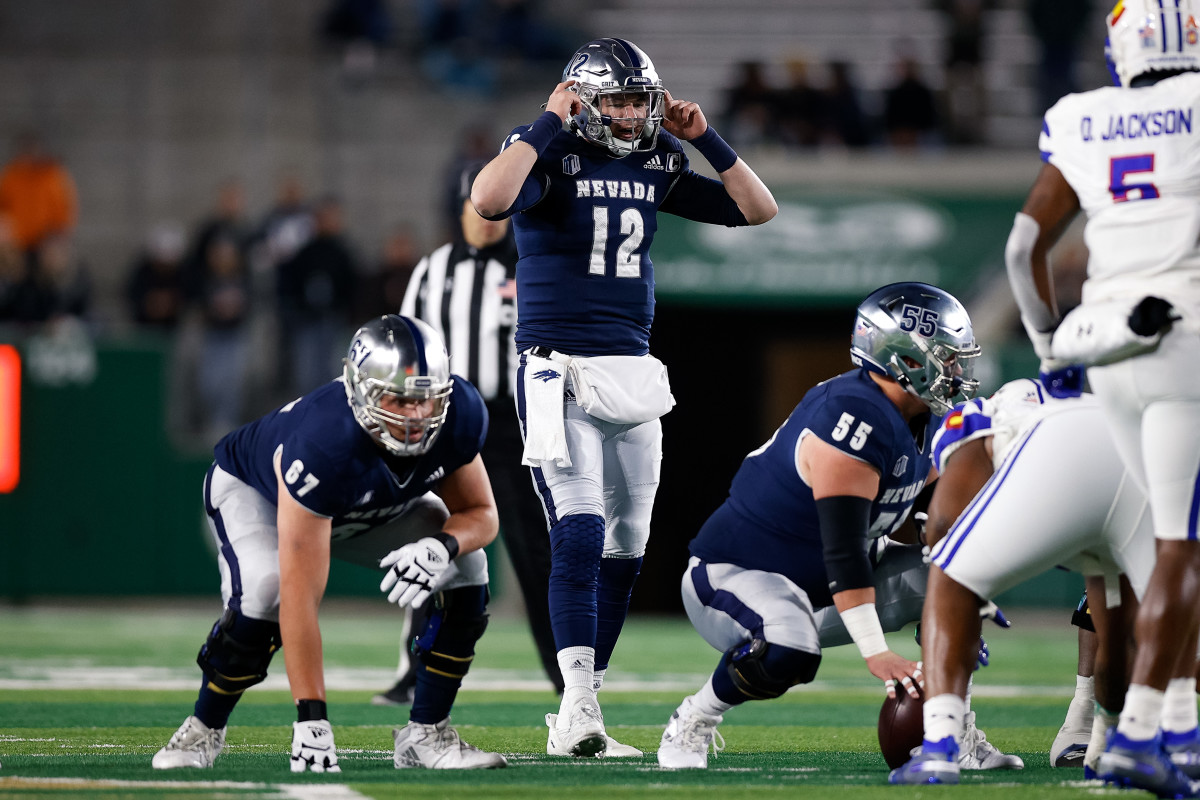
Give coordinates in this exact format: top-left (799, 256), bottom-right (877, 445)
top-left (343, 316), bottom-right (453, 457)
top-left (571, 85), bottom-right (666, 157)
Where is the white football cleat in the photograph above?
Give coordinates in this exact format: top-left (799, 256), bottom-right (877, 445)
top-left (546, 713), bottom-right (643, 757)
top-left (657, 695), bottom-right (724, 769)
top-left (550, 687), bottom-right (607, 758)
top-left (959, 711), bottom-right (1024, 770)
top-left (152, 715), bottom-right (226, 769)
top-left (392, 717), bottom-right (507, 769)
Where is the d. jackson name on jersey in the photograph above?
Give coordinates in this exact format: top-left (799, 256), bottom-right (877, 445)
top-left (1082, 107), bottom-right (1193, 142)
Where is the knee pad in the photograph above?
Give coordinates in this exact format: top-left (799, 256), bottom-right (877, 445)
top-left (414, 585), bottom-right (490, 681)
top-left (196, 608), bottom-right (282, 695)
top-left (726, 639), bottom-right (821, 700)
top-left (550, 514), bottom-right (604, 584)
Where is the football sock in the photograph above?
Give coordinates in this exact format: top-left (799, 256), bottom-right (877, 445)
top-left (693, 676), bottom-right (733, 717)
top-left (592, 668), bottom-right (605, 692)
top-left (1117, 684), bottom-right (1165, 742)
top-left (709, 651), bottom-right (746, 707)
top-left (193, 681), bottom-right (239, 730)
top-left (1162, 678), bottom-right (1198, 734)
top-left (557, 646), bottom-right (595, 693)
top-left (924, 693), bottom-right (966, 745)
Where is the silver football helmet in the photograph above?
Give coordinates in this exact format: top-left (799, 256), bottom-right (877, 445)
top-left (562, 38), bottom-right (666, 157)
top-left (343, 315), bottom-right (452, 457)
top-left (850, 282), bottom-right (980, 416)
top-left (1106, 0), bottom-right (1200, 86)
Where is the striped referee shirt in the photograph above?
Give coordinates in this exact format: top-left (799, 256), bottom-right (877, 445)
top-left (401, 238), bottom-right (519, 402)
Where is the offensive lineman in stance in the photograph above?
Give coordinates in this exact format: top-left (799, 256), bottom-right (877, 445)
top-left (656, 283), bottom-right (1018, 771)
top-left (1004, 1), bottom-right (1200, 794)
top-left (471, 37), bottom-right (777, 757)
top-left (888, 379), bottom-right (1155, 785)
top-left (153, 315), bottom-right (506, 772)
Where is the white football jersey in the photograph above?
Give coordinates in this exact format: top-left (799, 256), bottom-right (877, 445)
top-left (932, 378), bottom-right (1095, 473)
top-left (1040, 73), bottom-right (1200, 304)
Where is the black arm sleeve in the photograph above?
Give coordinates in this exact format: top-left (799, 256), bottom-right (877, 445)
top-left (658, 170), bottom-right (749, 226)
top-left (816, 495), bottom-right (875, 596)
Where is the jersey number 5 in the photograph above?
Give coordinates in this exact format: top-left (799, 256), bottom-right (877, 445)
top-left (1110, 154), bottom-right (1159, 202)
top-left (832, 412), bottom-right (872, 451)
top-left (589, 207), bottom-right (644, 278)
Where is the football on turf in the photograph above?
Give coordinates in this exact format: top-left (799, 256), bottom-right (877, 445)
top-left (877, 684), bottom-right (924, 769)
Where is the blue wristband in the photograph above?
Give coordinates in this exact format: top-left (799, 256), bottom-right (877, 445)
top-left (689, 126), bottom-right (738, 173)
top-left (519, 111), bottom-right (563, 157)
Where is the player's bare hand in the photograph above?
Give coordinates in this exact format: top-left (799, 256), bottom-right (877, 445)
top-left (866, 652), bottom-right (923, 699)
top-left (662, 90), bottom-right (708, 140)
top-left (545, 80), bottom-right (582, 122)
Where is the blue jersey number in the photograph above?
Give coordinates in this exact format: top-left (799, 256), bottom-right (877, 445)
top-left (1110, 154), bottom-right (1159, 202)
top-left (588, 207), bottom-right (645, 278)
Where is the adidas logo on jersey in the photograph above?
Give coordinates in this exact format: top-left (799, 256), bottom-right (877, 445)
top-left (643, 155), bottom-right (665, 170)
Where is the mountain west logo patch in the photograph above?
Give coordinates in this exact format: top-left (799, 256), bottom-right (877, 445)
top-left (562, 154), bottom-right (581, 175)
top-left (892, 455), bottom-right (909, 477)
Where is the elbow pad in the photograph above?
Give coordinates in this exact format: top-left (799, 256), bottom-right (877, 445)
top-left (816, 495), bottom-right (875, 595)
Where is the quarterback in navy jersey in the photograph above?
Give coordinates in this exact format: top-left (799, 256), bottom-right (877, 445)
top-left (472, 37), bottom-right (777, 759)
top-left (153, 315), bottom-right (507, 773)
top-left (656, 284), bottom-right (1015, 772)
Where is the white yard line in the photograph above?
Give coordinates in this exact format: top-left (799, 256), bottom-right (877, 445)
top-left (0, 663), bottom-right (1071, 696)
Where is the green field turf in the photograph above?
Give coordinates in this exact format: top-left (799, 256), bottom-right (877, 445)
top-left (0, 602), bottom-right (1121, 799)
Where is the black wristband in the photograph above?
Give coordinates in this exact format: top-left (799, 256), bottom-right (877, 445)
top-left (296, 698), bottom-right (328, 722)
top-left (432, 531), bottom-right (460, 560)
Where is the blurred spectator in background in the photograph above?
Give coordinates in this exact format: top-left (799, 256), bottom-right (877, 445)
top-left (320, 0), bottom-right (395, 82)
top-left (883, 51), bottom-right (942, 149)
top-left (441, 124), bottom-right (499, 241)
top-left (938, 0), bottom-right (988, 145)
top-left (822, 61), bottom-right (872, 148)
top-left (0, 130), bottom-right (77, 257)
top-left (0, 214), bottom-right (24, 322)
top-left (1026, 0), bottom-right (1092, 117)
top-left (418, 0), bottom-right (496, 94)
top-left (185, 179), bottom-right (250, 301)
top-left (9, 232), bottom-right (90, 327)
top-left (479, 0), bottom-right (575, 66)
top-left (358, 223), bottom-right (421, 319)
top-left (126, 222), bottom-right (188, 332)
top-left (719, 61), bottom-right (776, 149)
top-left (195, 233), bottom-right (253, 442)
top-left (775, 58), bottom-right (826, 149)
top-left (251, 173), bottom-right (314, 297)
top-left (276, 195), bottom-right (360, 398)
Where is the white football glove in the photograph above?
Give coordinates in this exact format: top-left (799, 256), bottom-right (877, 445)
top-left (290, 719), bottom-right (340, 773)
top-left (380, 537), bottom-right (452, 609)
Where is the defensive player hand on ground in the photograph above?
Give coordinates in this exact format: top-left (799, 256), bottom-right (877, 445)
top-left (867, 652), bottom-right (923, 699)
top-left (380, 537), bottom-right (452, 609)
top-left (291, 720), bottom-right (340, 773)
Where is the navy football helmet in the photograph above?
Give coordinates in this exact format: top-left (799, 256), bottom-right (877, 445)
top-left (850, 282), bottom-right (980, 415)
top-left (562, 38), bottom-right (665, 157)
top-left (343, 315), bottom-right (452, 456)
